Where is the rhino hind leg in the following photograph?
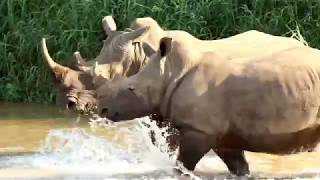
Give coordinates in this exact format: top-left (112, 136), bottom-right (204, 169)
top-left (177, 129), bottom-right (211, 170)
top-left (215, 149), bottom-right (249, 176)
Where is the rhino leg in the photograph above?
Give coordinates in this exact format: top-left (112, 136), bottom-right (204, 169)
top-left (177, 129), bottom-right (211, 170)
top-left (215, 149), bottom-right (249, 176)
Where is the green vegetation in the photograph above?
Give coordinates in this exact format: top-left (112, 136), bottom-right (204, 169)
top-left (1, 0), bottom-right (320, 104)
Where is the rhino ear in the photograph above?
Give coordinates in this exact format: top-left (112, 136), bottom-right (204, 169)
top-left (159, 37), bottom-right (172, 57)
top-left (102, 16), bottom-right (117, 35)
top-left (123, 26), bottom-right (150, 42)
top-left (115, 26), bottom-right (150, 47)
top-left (142, 42), bottom-right (156, 57)
top-left (125, 28), bottom-right (134, 32)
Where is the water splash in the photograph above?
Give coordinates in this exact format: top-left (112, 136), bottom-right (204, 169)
top-left (37, 128), bottom-right (133, 172)
top-left (0, 116), bottom-right (188, 179)
top-left (90, 116), bottom-right (180, 167)
top-left (1, 116), bottom-right (320, 179)
top-left (31, 116), bottom-right (180, 174)
top-left (87, 116), bottom-right (203, 179)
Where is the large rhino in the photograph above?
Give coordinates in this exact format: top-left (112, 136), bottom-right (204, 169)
top-left (42, 16), bottom-right (304, 114)
top-left (97, 37), bottom-right (320, 176)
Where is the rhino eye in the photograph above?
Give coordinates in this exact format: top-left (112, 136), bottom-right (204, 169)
top-left (128, 86), bottom-right (135, 91)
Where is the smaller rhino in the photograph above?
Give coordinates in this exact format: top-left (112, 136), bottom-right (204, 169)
top-left (41, 38), bottom-right (96, 113)
top-left (97, 37), bottom-right (320, 176)
top-left (41, 16), bottom-right (151, 113)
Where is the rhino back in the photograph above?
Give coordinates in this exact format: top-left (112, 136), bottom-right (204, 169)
top-left (227, 47), bottom-right (320, 134)
top-left (167, 47), bottom-right (320, 137)
top-left (199, 30), bottom-right (304, 61)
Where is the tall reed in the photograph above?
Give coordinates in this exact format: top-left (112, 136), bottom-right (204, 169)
top-left (1, 0), bottom-right (320, 103)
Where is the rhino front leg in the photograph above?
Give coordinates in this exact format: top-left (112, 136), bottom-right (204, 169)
top-left (177, 129), bottom-right (211, 170)
top-left (215, 149), bottom-right (249, 176)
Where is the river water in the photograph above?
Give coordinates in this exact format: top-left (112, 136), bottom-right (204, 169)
top-left (0, 102), bottom-right (320, 179)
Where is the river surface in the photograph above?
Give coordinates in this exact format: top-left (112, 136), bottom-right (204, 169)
top-left (0, 102), bottom-right (320, 179)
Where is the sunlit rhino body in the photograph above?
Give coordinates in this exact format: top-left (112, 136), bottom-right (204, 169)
top-left (97, 37), bottom-right (320, 176)
top-left (42, 16), bottom-right (304, 113)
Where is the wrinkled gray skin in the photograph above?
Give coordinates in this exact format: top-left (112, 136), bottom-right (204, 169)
top-left (97, 37), bottom-right (320, 176)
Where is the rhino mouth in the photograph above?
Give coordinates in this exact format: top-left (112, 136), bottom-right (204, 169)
top-left (64, 89), bottom-right (97, 114)
top-left (82, 102), bottom-right (97, 114)
top-left (64, 97), bottom-right (97, 115)
top-left (66, 96), bottom-right (78, 110)
top-left (110, 112), bottom-right (120, 121)
top-left (99, 108), bottom-right (120, 121)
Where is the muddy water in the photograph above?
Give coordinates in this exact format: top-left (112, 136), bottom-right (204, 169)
top-left (0, 102), bottom-right (320, 179)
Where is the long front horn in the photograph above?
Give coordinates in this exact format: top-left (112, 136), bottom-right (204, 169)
top-left (41, 38), bottom-right (68, 78)
top-left (41, 38), bottom-right (57, 69)
top-left (117, 26), bottom-right (150, 45)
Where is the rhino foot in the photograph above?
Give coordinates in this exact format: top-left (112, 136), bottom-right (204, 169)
top-left (177, 129), bottom-right (211, 171)
top-left (215, 149), bottom-right (250, 176)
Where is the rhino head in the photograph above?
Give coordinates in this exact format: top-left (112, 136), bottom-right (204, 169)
top-left (74, 16), bottom-right (151, 83)
top-left (42, 16), bottom-right (152, 114)
top-left (97, 37), bottom-right (173, 121)
top-left (41, 38), bottom-right (96, 114)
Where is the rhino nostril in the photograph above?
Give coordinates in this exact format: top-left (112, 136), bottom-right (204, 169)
top-left (100, 108), bottom-right (108, 117)
top-left (67, 101), bottom-right (76, 110)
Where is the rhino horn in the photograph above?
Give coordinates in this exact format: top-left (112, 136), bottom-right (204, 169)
top-left (116, 26), bottom-right (150, 46)
top-left (90, 61), bottom-right (99, 78)
top-left (102, 16), bottom-right (117, 35)
top-left (72, 51), bottom-right (86, 66)
top-left (41, 38), bottom-right (68, 78)
top-left (71, 51), bottom-right (88, 71)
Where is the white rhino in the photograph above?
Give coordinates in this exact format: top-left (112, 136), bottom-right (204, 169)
top-left (97, 37), bottom-right (320, 176)
top-left (88, 16), bottom-right (306, 81)
top-left (42, 15), bottom-right (304, 114)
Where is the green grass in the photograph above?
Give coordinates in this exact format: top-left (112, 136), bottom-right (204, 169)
top-left (1, 0), bottom-right (320, 104)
